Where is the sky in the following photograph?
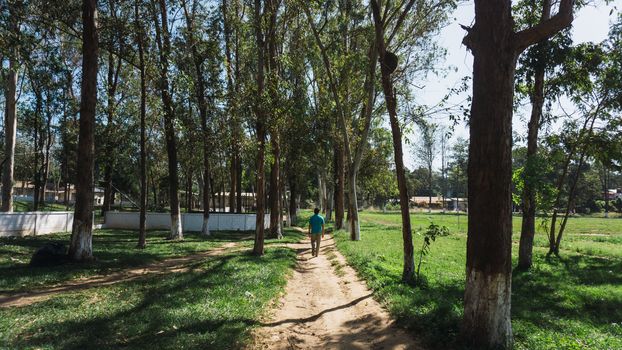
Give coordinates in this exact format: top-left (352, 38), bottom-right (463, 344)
top-left (403, 1), bottom-right (622, 170)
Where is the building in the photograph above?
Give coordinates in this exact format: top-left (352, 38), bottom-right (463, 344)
top-left (6, 180), bottom-right (105, 206)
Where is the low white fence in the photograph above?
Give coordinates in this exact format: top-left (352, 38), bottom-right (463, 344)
top-left (104, 211), bottom-right (270, 232)
top-left (0, 212), bottom-right (74, 237)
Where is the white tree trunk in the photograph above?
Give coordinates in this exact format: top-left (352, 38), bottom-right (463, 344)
top-left (201, 216), bottom-right (210, 236)
top-left (170, 213), bottom-right (183, 240)
top-left (69, 219), bottom-right (93, 261)
top-left (463, 267), bottom-right (512, 349)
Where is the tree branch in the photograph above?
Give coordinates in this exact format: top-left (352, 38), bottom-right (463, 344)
top-left (514, 0), bottom-right (574, 52)
top-left (387, 0), bottom-right (417, 45)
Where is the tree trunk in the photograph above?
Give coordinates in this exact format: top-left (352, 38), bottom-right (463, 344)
top-left (603, 167), bottom-right (609, 218)
top-left (548, 112), bottom-right (597, 256)
top-left (460, 0), bottom-right (574, 344)
top-left (518, 0), bottom-right (551, 270)
top-left (253, 0), bottom-right (266, 255)
top-left (32, 81), bottom-right (42, 212)
top-left (236, 155), bottom-right (242, 212)
top-left (69, 0), bottom-right (98, 262)
top-left (269, 135), bottom-right (282, 238)
top-left (334, 143), bottom-right (345, 229)
top-left (135, 0), bottom-right (147, 248)
top-left (370, 0), bottom-right (414, 284)
top-left (102, 46), bottom-right (121, 217)
top-left (41, 97), bottom-right (53, 206)
top-left (153, 0), bottom-right (182, 239)
top-left (289, 175), bottom-right (298, 226)
top-left (229, 156), bottom-right (237, 212)
top-left (347, 172), bottom-right (360, 240)
top-left (428, 164), bottom-right (432, 213)
top-left (180, 0), bottom-right (212, 233)
top-left (2, 56), bottom-right (18, 213)
top-left (460, 3), bottom-right (518, 347)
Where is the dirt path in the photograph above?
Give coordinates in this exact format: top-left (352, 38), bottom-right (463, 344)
top-left (250, 235), bottom-right (421, 350)
top-left (0, 242), bottom-right (238, 308)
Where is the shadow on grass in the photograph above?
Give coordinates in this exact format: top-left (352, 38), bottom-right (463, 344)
top-left (513, 254), bottom-right (622, 331)
top-left (0, 229), bottom-right (259, 293)
top-left (4, 248), bottom-right (297, 350)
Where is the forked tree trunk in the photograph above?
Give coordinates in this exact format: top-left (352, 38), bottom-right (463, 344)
top-left (370, 0), bottom-right (414, 284)
top-left (462, 4), bottom-right (516, 347)
top-left (69, 0), bottom-right (98, 262)
top-left (461, 0), bottom-right (573, 347)
top-left (518, 0), bottom-right (551, 270)
top-left (2, 56), bottom-right (18, 213)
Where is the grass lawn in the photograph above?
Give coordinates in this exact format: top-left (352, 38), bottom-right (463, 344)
top-left (13, 200), bottom-right (69, 212)
top-left (325, 210), bottom-right (622, 350)
top-left (0, 228), bottom-right (304, 349)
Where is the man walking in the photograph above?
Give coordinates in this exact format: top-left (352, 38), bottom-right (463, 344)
top-left (308, 208), bottom-right (325, 257)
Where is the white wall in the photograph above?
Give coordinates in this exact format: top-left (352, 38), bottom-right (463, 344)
top-left (104, 212), bottom-right (270, 232)
top-left (0, 212), bottom-right (74, 237)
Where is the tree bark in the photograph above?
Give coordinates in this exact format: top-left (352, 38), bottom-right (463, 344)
top-left (135, 0), bottom-right (147, 248)
top-left (69, 0), bottom-right (98, 262)
top-left (152, 0), bottom-right (182, 239)
top-left (333, 143), bottom-right (345, 229)
top-left (253, 0), bottom-right (266, 255)
top-left (518, 0), bottom-right (551, 270)
top-left (2, 56), bottom-right (18, 212)
top-left (31, 78), bottom-right (43, 212)
top-left (370, 0), bottom-right (414, 284)
top-left (460, 0), bottom-right (573, 346)
top-left (289, 174), bottom-right (298, 226)
top-left (460, 3), bottom-right (518, 347)
top-left (180, 0), bottom-right (212, 234)
top-left (41, 94), bottom-right (53, 206)
top-left (269, 135), bottom-right (282, 238)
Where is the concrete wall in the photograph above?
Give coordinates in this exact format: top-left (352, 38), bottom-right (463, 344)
top-left (104, 211), bottom-right (270, 232)
top-left (0, 212), bottom-right (74, 237)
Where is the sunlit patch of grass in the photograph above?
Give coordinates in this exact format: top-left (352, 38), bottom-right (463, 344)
top-left (331, 211), bottom-right (622, 350)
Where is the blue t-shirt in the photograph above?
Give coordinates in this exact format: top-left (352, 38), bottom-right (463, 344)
top-left (309, 214), bottom-right (325, 234)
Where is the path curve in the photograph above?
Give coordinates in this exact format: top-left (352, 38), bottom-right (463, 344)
top-left (0, 242), bottom-right (238, 308)
top-left (250, 234), bottom-right (421, 349)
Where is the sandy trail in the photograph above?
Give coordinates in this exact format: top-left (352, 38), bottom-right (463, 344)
top-left (251, 234), bottom-right (421, 350)
top-left (0, 242), bottom-right (238, 308)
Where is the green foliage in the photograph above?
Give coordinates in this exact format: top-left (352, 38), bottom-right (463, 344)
top-left (512, 153), bottom-right (558, 212)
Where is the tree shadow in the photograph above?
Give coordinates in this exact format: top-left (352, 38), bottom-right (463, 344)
top-left (4, 247), bottom-right (297, 350)
top-left (0, 229), bottom-right (258, 293)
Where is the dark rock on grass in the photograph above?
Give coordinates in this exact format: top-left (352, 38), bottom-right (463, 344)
top-left (30, 242), bottom-right (69, 267)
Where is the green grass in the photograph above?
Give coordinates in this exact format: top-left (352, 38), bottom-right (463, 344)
top-left (0, 229), bottom-right (256, 293)
top-left (0, 228), bottom-right (304, 349)
top-left (13, 200), bottom-right (69, 212)
top-left (327, 210), bottom-right (622, 350)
